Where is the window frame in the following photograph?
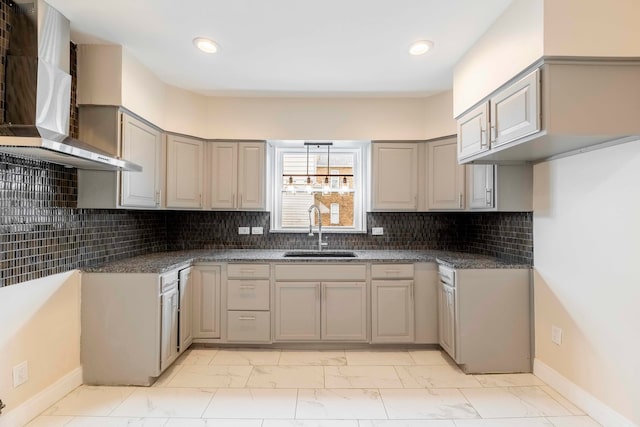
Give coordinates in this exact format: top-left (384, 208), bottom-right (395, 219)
top-left (268, 140), bottom-right (370, 233)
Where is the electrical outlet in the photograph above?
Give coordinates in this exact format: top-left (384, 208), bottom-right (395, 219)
top-left (371, 227), bottom-right (384, 236)
top-left (13, 361), bottom-right (28, 388)
top-left (252, 226), bottom-right (263, 235)
top-left (551, 325), bottom-right (563, 345)
top-left (238, 227), bottom-right (250, 235)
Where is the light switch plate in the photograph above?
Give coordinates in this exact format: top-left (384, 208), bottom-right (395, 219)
top-left (252, 227), bottom-right (264, 235)
top-left (551, 325), bottom-right (562, 345)
top-left (371, 227), bottom-right (384, 236)
top-left (238, 227), bottom-right (250, 235)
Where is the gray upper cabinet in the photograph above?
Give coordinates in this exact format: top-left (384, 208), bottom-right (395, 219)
top-left (166, 135), bottom-right (204, 209)
top-left (77, 107), bottom-right (164, 209)
top-left (457, 59), bottom-right (640, 163)
top-left (120, 114), bottom-right (163, 208)
top-left (457, 69), bottom-right (540, 163)
top-left (489, 69), bottom-right (540, 148)
top-left (209, 141), bottom-right (266, 210)
top-left (457, 103), bottom-right (489, 160)
top-left (428, 138), bottom-right (465, 210)
top-left (466, 164), bottom-right (533, 212)
top-left (371, 142), bottom-right (419, 211)
top-left (468, 165), bottom-right (495, 209)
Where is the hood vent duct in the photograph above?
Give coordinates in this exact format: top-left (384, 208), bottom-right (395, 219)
top-left (0, 0), bottom-right (141, 171)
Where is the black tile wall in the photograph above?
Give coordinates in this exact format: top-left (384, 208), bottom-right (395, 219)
top-left (0, 152), bottom-right (532, 288)
top-left (0, 154), bottom-right (167, 287)
top-left (166, 210), bottom-right (533, 264)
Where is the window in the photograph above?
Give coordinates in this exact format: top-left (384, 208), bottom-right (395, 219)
top-left (269, 140), bottom-right (370, 233)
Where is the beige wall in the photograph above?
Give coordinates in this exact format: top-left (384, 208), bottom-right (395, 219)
top-left (206, 94), bottom-right (455, 141)
top-left (78, 45), bottom-right (456, 141)
top-left (452, 0), bottom-right (544, 117)
top-left (533, 139), bottom-right (640, 424)
top-left (0, 272), bottom-right (81, 412)
top-left (544, 0), bottom-right (640, 57)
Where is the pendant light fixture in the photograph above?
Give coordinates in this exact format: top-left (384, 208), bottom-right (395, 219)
top-left (282, 142), bottom-right (352, 194)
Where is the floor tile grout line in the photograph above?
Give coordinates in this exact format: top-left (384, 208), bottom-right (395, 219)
top-left (294, 388), bottom-right (300, 420)
top-left (377, 387), bottom-right (391, 420)
top-left (198, 387), bottom-right (218, 419)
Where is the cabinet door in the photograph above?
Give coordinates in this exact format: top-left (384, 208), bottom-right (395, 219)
top-left (372, 143), bottom-right (418, 210)
top-left (209, 142), bottom-right (238, 209)
top-left (428, 139), bottom-right (465, 210)
top-left (457, 103), bottom-right (489, 160)
top-left (371, 280), bottom-right (414, 343)
top-left (238, 142), bottom-right (266, 210)
top-left (467, 164), bottom-right (495, 209)
top-left (179, 268), bottom-right (193, 353)
top-left (160, 286), bottom-right (179, 371)
top-left (438, 283), bottom-right (456, 359)
top-left (166, 135), bottom-right (203, 208)
top-left (192, 266), bottom-right (221, 339)
top-left (120, 114), bottom-right (163, 208)
top-left (322, 282), bottom-right (367, 341)
top-left (490, 69), bottom-right (540, 148)
top-left (274, 282), bottom-right (321, 341)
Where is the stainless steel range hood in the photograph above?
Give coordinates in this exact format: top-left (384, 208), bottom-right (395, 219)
top-left (0, 0), bottom-right (141, 172)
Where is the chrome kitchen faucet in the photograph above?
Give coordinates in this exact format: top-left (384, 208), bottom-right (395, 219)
top-left (308, 204), bottom-right (328, 251)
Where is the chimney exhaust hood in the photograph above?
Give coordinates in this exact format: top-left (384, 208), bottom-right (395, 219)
top-left (0, 0), bottom-right (141, 172)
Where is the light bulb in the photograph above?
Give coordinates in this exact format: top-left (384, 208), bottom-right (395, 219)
top-left (339, 176), bottom-right (349, 195)
top-left (305, 176), bottom-right (313, 194)
top-left (193, 37), bottom-right (218, 53)
top-left (409, 40), bottom-right (433, 56)
top-left (322, 176), bottom-right (330, 195)
top-left (286, 176), bottom-right (295, 194)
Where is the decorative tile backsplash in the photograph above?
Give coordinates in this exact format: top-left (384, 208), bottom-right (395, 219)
top-left (0, 154), bottom-right (167, 287)
top-left (166, 211), bottom-right (533, 264)
top-left (0, 152), bottom-right (532, 287)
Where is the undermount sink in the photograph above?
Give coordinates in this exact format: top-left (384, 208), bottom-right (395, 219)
top-left (283, 251), bottom-right (357, 258)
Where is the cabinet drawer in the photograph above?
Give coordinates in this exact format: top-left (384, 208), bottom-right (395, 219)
top-left (274, 264), bottom-right (366, 281)
top-left (227, 279), bottom-right (270, 310)
top-left (227, 264), bottom-right (270, 279)
top-left (371, 264), bottom-right (414, 279)
top-left (227, 311), bottom-right (271, 342)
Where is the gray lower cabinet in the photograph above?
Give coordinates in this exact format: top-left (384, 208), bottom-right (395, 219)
top-left (178, 267), bottom-right (193, 352)
top-left (275, 282), bottom-right (322, 341)
top-left (370, 264), bottom-right (415, 343)
top-left (437, 280), bottom-right (456, 357)
top-left (321, 282), bottom-right (367, 341)
top-left (226, 263), bottom-right (271, 342)
top-left (160, 281), bottom-right (179, 372)
top-left (192, 265), bottom-right (221, 340)
top-left (82, 269), bottom-right (186, 386)
top-left (274, 281), bottom-right (367, 342)
top-left (371, 280), bottom-right (415, 343)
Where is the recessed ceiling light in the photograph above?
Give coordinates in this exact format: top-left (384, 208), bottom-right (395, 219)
top-left (193, 37), bottom-right (218, 54)
top-left (409, 40), bottom-right (434, 56)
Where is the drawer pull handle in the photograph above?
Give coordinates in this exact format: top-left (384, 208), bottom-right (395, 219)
top-left (239, 269), bottom-right (256, 274)
top-left (239, 285), bottom-right (256, 289)
top-left (238, 316), bottom-right (256, 321)
top-left (385, 270), bottom-right (400, 274)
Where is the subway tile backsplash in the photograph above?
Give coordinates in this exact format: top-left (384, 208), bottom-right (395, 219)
top-left (0, 153), bottom-right (532, 287)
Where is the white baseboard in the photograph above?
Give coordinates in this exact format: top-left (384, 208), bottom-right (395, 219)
top-left (534, 359), bottom-right (637, 427)
top-left (0, 367), bottom-right (82, 427)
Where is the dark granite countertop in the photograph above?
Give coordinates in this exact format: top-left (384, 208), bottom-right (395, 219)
top-left (82, 249), bottom-right (531, 274)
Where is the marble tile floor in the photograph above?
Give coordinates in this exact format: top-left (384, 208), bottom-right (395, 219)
top-left (27, 348), bottom-right (601, 427)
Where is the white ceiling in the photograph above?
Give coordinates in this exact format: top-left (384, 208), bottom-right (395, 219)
top-left (47, 0), bottom-right (513, 97)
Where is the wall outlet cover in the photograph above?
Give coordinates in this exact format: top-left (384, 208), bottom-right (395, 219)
top-left (238, 227), bottom-right (250, 235)
top-left (13, 361), bottom-right (28, 388)
top-left (371, 227), bottom-right (384, 236)
top-left (252, 226), bottom-right (264, 235)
